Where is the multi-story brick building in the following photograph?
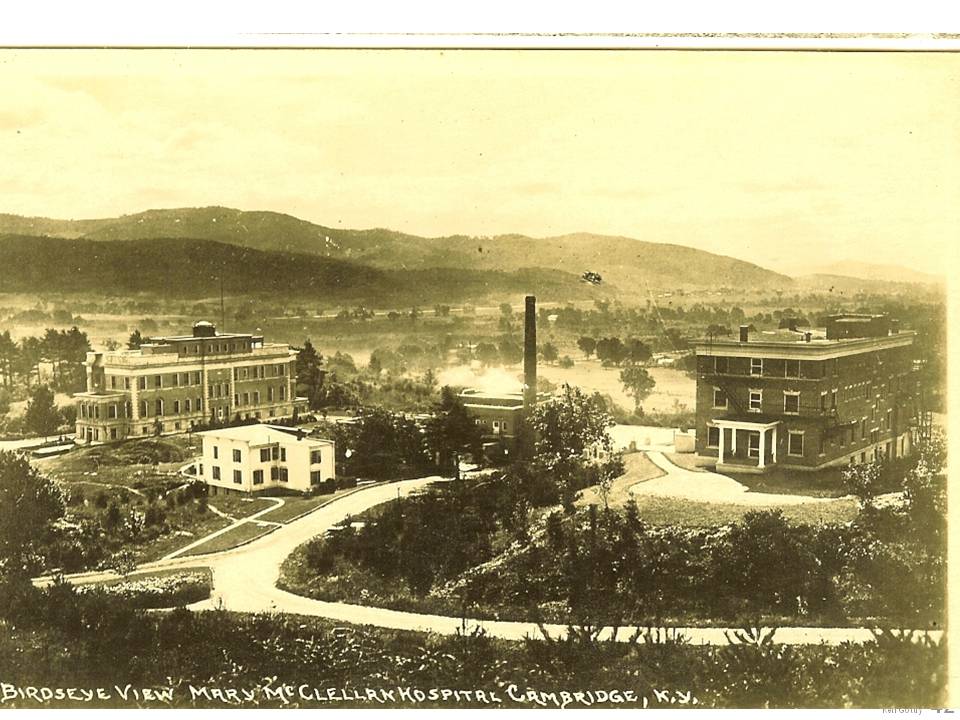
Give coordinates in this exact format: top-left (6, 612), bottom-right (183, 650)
top-left (74, 321), bottom-right (307, 443)
top-left (694, 315), bottom-right (920, 473)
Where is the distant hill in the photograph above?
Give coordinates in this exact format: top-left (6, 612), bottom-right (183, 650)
top-left (0, 207), bottom-right (794, 292)
top-left (808, 260), bottom-right (942, 286)
top-left (793, 273), bottom-right (943, 297)
top-left (0, 235), bottom-right (598, 303)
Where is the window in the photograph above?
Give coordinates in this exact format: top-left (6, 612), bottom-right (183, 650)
top-left (268, 387), bottom-right (275, 402)
top-left (748, 432), bottom-right (760, 458)
top-left (213, 445), bottom-right (219, 459)
top-left (108, 404), bottom-right (118, 419)
top-left (271, 466), bottom-right (279, 480)
top-left (712, 388), bottom-right (727, 409)
top-left (818, 434), bottom-right (825, 455)
top-left (260, 448), bottom-right (271, 462)
top-left (253, 469), bottom-right (264, 485)
top-left (110, 428), bottom-right (118, 440)
top-left (140, 400), bottom-right (148, 417)
top-left (750, 357), bottom-right (763, 376)
top-left (233, 449), bottom-right (242, 463)
top-left (173, 400), bottom-right (180, 414)
top-left (156, 398), bottom-right (164, 416)
top-left (242, 392), bottom-right (249, 405)
top-left (124, 377), bottom-right (131, 390)
top-left (310, 470), bottom-right (323, 485)
top-left (279, 467), bottom-right (289, 482)
top-left (310, 449), bottom-right (323, 464)
top-left (212, 466), bottom-right (221, 480)
top-left (194, 371), bottom-right (201, 385)
top-left (706, 425), bottom-right (720, 448)
top-left (272, 446), bottom-right (279, 460)
top-left (233, 470), bottom-right (242, 484)
top-left (254, 391), bottom-right (260, 404)
top-left (785, 359), bottom-right (800, 378)
top-left (234, 394), bottom-right (240, 406)
top-left (749, 390), bottom-right (762, 413)
top-left (819, 392), bottom-right (828, 412)
top-left (831, 389), bottom-right (838, 409)
top-left (784, 392), bottom-right (800, 414)
top-left (196, 397), bottom-right (202, 412)
top-left (280, 385), bottom-right (287, 401)
top-left (154, 375), bottom-right (163, 389)
top-left (138, 376), bottom-right (147, 390)
top-left (714, 356), bottom-right (728, 374)
top-left (861, 418), bottom-right (867, 439)
top-left (280, 447), bottom-right (286, 462)
top-left (185, 399), bottom-right (191, 413)
top-left (110, 376), bottom-right (118, 389)
top-left (788, 431), bottom-right (804, 457)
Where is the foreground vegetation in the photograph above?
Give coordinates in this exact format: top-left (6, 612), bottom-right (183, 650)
top-left (280, 421), bottom-right (945, 631)
top-left (0, 582), bottom-right (945, 708)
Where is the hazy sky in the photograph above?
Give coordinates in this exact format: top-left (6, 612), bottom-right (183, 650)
top-left (0, 49), bottom-right (957, 276)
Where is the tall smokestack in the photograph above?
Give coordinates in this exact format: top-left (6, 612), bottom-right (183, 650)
top-left (524, 295), bottom-right (537, 410)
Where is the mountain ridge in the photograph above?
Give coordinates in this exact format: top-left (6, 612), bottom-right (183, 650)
top-left (0, 206), bottom-right (793, 291)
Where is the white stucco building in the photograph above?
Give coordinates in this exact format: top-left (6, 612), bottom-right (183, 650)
top-left (198, 424), bottom-right (335, 495)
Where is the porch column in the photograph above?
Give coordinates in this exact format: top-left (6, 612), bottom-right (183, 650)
top-left (718, 425), bottom-right (725, 465)
top-left (771, 425), bottom-right (777, 464)
top-left (731, 427), bottom-right (737, 454)
top-left (757, 428), bottom-right (766, 469)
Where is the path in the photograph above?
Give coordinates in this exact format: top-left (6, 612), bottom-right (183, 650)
top-left (37, 476), bottom-right (936, 646)
top-left (632, 451), bottom-right (844, 506)
top-left (162, 496), bottom-right (285, 560)
top-left (0, 434), bottom-right (67, 452)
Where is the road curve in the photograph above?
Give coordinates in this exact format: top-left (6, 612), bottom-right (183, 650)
top-left (40, 475), bottom-right (942, 647)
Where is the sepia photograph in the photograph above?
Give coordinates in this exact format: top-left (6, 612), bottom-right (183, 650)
top-left (0, 41), bottom-right (953, 709)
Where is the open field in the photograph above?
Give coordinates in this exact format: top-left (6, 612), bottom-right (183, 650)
top-left (539, 361), bottom-right (695, 413)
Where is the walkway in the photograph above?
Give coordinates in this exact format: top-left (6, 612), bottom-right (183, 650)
top-left (37, 475), bottom-right (936, 646)
top-left (163, 496), bottom-right (285, 560)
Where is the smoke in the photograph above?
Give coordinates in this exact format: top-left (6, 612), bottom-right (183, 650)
top-left (436, 365), bottom-right (523, 395)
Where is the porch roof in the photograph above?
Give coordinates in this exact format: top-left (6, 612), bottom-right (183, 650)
top-left (712, 417), bottom-right (781, 431)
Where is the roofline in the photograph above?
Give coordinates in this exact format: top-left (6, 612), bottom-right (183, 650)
top-left (695, 331), bottom-right (914, 360)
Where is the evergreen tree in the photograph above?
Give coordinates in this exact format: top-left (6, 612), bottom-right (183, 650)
top-left (23, 385), bottom-right (63, 437)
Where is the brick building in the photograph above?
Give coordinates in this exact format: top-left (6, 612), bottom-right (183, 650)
top-left (694, 315), bottom-right (919, 473)
top-left (74, 321), bottom-right (307, 443)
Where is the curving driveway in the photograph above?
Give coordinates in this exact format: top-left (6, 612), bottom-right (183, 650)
top-left (39, 473), bottom-right (935, 646)
top-left (633, 452), bottom-right (841, 506)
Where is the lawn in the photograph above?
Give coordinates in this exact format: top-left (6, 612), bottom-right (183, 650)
top-left (729, 466), bottom-right (850, 498)
top-left (257, 486), bottom-right (373, 524)
top-left (577, 452), bottom-right (664, 508)
top-left (630, 495), bottom-right (860, 526)
top-left (180, 522), bottom-right (275, 556)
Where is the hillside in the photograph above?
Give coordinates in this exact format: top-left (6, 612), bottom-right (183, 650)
top-left (0, 235), bottom-right (597, 304)
top-left (809, 260), bottom-right (943, 287)
top-left (793, 273), bottom-right (943, 297)
top-left (0, 207), bottom-right (793, 291)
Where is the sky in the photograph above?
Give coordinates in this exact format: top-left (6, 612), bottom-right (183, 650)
top-left (0, 49), bottom-right (957, 276)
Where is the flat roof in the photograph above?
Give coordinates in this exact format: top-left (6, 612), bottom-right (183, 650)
top-left (696, 330), bottom-right (914, 359)
top-left (198, 424), bottom-right (332, 446)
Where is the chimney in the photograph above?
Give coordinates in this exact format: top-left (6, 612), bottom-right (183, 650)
top-left (523, 295), bottom-right (537, 410)
top-left (739, 325), bottom-right (749, 343)
top-left (804, 332), bottom-right (812, 343)
top-left (296, 428), bottom-right (305, 441)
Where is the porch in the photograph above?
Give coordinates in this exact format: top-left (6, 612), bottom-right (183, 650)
top-left (713, 418), bottom-right (780, 475)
